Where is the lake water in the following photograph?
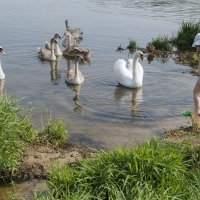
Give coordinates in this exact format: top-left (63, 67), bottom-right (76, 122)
top-left (0, 0), bottom-right (199, 198)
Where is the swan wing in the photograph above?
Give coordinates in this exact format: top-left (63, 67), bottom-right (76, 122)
top-left (114, 59), bottom-right (133, 86)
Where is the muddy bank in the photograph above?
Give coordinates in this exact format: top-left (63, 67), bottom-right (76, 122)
top-left (0, 142), bottom-right (97, 183)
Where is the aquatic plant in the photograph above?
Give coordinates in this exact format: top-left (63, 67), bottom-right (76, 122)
top-left (149, 35), bottom-right (172, 51)
top-left (173, 21), bottom-right (200, 51)
top-left (33, 138), bottom-right (200, 200)
top-left (127, 40), bottom-right (137, 51)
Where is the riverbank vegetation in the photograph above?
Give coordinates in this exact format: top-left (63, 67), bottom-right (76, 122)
top-left (0, 96), bottom-right (79, 182)
top-left (32, 136), bottom-right (200, 200)
top-left (2, 96), bottom-right (200, 199)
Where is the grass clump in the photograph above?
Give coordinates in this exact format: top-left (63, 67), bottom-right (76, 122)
top-left (37, 119), bottom-right (69, 146)
top-left (32, 138), bottom-right (200, 200)
top-left (0, 96), bottom-right (36, 173)
top-left (127, 40), bottom-right (137, 51)
top-left (173, 21), bottom-right (200, 51)
top-left (150, 35), bottom-right (172, 51)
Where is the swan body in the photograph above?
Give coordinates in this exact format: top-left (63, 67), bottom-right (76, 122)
top-left (45, 34), bottom-right (63, 56)
top-left (65, 56), bottom-right (84, 85)
top-left (62, 31), bottom-right (76, 50)
top-left (38, 38), bottom-right (56, 61)
top-left (114, 51), bottom-right (144, 88)
top-left (0, 47), bottom-right (5, 80)
top-left (63, 46), bottom-right (91, 60)
top-left (65, 20), bottom-right (83, 39)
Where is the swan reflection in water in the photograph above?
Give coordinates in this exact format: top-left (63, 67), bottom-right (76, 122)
top-left (114, 85), bottom-right (143, 117)
top-left (65, 59), bottom-right (84, 113)
top-left (66, 83), bottom-right (84, 114)
top-left (49, 59), bottom-right (61, 84)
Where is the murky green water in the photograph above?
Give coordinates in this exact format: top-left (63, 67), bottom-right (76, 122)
top-left (0, 0), bottom-right (199, 198)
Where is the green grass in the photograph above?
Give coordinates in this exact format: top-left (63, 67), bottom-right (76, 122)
top-left (37, 118), bottom-right (69, 146)
top-left (31, 138), bottom-right (200, 200)
top-left (0, 96), bottom-right (36, 173)
top-left (127, 40), bottom-right (137, 50)
top-left (0, 96), bottom-right (69, 174)
top-left (150, 35), bottom-right (172, 51)
top-left (173, 21), bottom-right (200, 51)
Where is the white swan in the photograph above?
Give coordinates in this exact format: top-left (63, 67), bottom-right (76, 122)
top-left (114, 51), bottom-right (144, 88)
top-left (37, 38), bottom-right (56, 61)
top-left (65, 56), bottom-right (84, 85)
top-left (0, 47), bottom-right (5, 80)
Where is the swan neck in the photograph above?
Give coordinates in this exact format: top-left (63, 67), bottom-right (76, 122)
top-left (132, 56), bottom-right (139, 76)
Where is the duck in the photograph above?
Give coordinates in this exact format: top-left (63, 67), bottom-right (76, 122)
top-left (65, 20), bottom-right (83, 40)
top-left (45, 34), bottom-right (63, 56)
top-left (38, 38), bottom-right (56, 61)
top-left (114, 50), bottom-right (144, 88)
top-left (0, 46), bottom-right (5, 80)
top-left (65, 55), bottom-right (84, 85)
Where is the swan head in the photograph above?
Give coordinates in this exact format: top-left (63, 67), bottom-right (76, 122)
top-left (0, 46), bottom-right (5, 55)
top-left (134, 50), bottom-right (144, 61)
top-left (54, 33), bottom-right (61, 40)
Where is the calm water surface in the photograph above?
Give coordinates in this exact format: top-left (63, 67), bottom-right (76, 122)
top-left (0, 0), bottom-right (199, 198)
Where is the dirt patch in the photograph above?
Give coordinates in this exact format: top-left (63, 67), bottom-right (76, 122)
top-left (0, 143), bottom-right (97, 182)
top-left (163, 126), bottom-right (200, 146)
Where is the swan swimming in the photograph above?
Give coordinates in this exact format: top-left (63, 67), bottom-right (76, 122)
top-left (37, 38), bottom-right (56, 61)
top-left (65, 55), bottom-right (84, 85)
top-left (114, 50), bottom-right (144, 88)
